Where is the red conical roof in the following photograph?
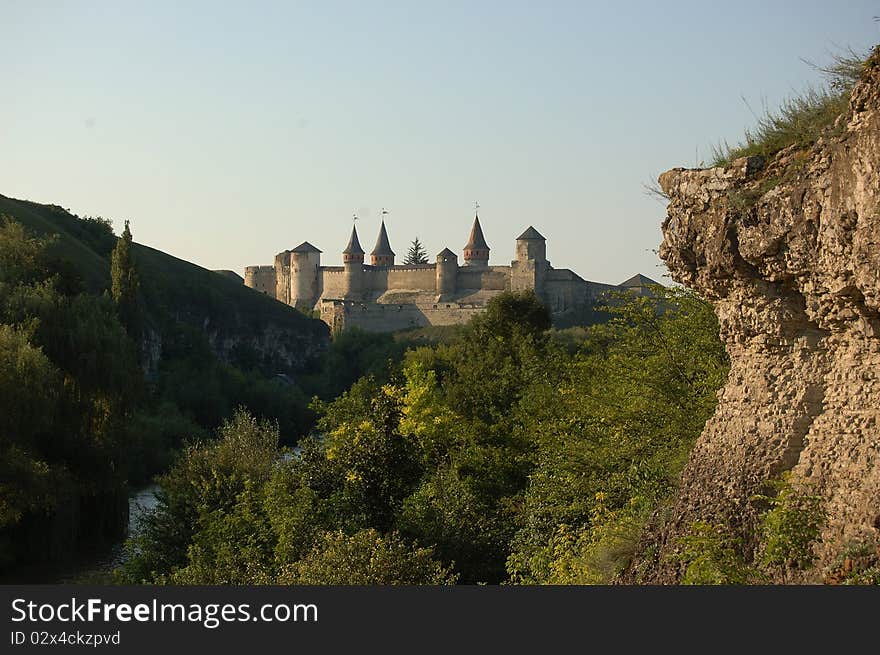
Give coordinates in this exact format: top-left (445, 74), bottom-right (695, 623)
top-left (464, 215), bottom-right (490, 251)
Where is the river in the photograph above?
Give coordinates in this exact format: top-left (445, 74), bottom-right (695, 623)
top-left (3, 484), bottom-right (161, 584)
top-left (9, 448), bottom-right (302, 584)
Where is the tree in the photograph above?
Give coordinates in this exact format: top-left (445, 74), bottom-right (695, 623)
top-left (278, 529), bottom-right (457, 585)
top-left (0, 217), bottom-right (141, 571)
top-left (470, 289), bottom-right (551, 341)
top-left (0, 325), bottom-right (62, 534)
top-left (403, 238), bottom-right (429, 265)
top-left (506, 287), bottom-right (730, 583)
top-left (116, 409), bottom-right (280, 583)
top-left (110, 220), bottom-right (143, 340)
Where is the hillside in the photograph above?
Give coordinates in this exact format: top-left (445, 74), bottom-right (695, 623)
top-left (1, 192), bottom-right (334, 574)
top-left (0, 194), bottom-right (329, 373)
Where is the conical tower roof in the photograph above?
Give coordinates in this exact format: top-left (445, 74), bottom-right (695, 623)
top-left (343, 225), bottom-right (364, 255)
top-left (517, 226), bottom-right (545, 241)
top-left (292, 241), bottom-right (322, 254)
top-left (464, 215), bottom-right (490, 251)
top-left (619, 273), bottom-right (660, 288)
top-left (371, 220), bottom-right (395, 256)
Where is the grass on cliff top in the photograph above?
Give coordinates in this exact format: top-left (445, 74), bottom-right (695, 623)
top-left (712, 50), bottom-right (867, 167)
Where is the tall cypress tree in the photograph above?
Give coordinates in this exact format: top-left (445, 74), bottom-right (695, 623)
top-left (110, 220), bottom-right (143, 342)
top-left (404, 238), bottom-right (429, 265)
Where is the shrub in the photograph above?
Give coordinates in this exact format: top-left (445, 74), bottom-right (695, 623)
top-left (278, 529), bottom-right (457, 585)
top-left (754, 474), bottom-right (826, 580)
top-left (672, 522), bottom-right (756, 585)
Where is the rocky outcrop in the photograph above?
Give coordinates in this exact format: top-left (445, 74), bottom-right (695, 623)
top-left (143, 317), bottom-right (328, 382)
top-left (635, 47), bottom-right (880, 582)
top-left (204, 319), bottom-right (328, 374)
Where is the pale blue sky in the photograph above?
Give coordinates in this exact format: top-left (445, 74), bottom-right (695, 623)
top-left (2, 1), bottom-right (878, 283)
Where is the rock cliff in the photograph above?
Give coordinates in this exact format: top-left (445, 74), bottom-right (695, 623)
top-left (635, 47), bottom-right (880, 582)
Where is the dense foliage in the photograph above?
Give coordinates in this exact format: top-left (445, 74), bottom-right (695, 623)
top-left (0, 217), bottom-right (140, 569)
top-left (119, 286), bottom-right (732, 584)
top-left (0, 212), bottom-right (381, 577)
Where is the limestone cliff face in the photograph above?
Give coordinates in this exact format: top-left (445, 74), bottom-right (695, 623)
top-left (143, 313), bottom-right (328, 381)
top-left (204, 319), bottom-right (328, 373)
top-left (638, 48), bottom-right (880, 582)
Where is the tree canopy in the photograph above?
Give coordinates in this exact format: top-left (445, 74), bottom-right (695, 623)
top-left (118, 287), bottom-right (731, 585)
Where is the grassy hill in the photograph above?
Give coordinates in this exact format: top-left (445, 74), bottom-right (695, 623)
top-left (0, 195), bottom-right (111, 289)
top-left (0, 193), bottom-right (328, 372)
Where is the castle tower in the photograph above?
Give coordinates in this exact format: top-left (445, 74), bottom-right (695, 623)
top-left (289, 241), bottom-right (322, 310)
top-left (244, 265), bottom-right (276, 296)
top-left (510, 226), bottom-right (549, 294)
top-left (370, 220), bottom-right (395, 267)
top-left (436, 247), bottom-right (458, 299)
top-left (515, 226), bottom-right (547, 263)
top-left (342, 225), bottom-right (365, 299)
top-left (463, 214), bottom-right (490, 267)
top-left (274, 250), bottom-right (292, 305)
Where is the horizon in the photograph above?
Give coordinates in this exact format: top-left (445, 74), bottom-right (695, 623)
top-left (3, 2), bottom-right (878, 284)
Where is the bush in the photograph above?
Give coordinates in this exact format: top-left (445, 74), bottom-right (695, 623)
top-left (672, 522), bottom-right (756, 585)
top-left (278, 529), bottom-right (457, 585)
top-left (823, 539), bottom-right (880, 585)
top-left (755, 474), bottom-right (826, 579)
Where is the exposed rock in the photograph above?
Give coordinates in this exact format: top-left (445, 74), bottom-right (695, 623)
top-left (142, 313), bottom-right (328, 381)
top-left (632, 46), bottom-right (880, 582)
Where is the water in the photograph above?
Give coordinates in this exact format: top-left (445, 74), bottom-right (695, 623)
top-left (126, 484), bottom-right (161, 542)
top-left (60, 484), bottom-right (161, 583)
top-left (4, 484), bottom-right (161, 584)
top-left (10, 446), bottom-right (306, 583)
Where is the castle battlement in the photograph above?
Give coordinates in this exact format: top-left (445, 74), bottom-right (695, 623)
top-left (243, 214), bottom-right (657, 332)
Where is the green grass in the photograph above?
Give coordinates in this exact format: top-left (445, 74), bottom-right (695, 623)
top-left (0, 195), bottom-right (111, 289)
top-left (712, 50), bottom-right (867, 167)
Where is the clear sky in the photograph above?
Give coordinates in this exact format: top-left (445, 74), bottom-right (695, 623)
top-left (3, 2), bottom-right (879, 284)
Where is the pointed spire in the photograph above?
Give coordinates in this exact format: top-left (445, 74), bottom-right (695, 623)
top-left (343, 224), bottom-right (364, 255)
top-left (463, 213), bottom-right (490, 266)
top-left (464, 215), bottom-right (490, 251)
top-left (371, 220), bottom-right (395, 257)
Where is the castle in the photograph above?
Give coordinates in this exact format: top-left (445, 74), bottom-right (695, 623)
top-left (243, 215), bottom-right (658, 332)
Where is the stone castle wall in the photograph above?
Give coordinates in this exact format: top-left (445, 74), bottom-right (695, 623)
top-left (320, 268), bottom-right (347, 300)
top-left (544, 275), bottom-right (619, 313)
top-left (456, 267), bottom-right (509, 291)
top-left (320, 299), bottom-right (486, 333)
top-left (244, 222), bottom-right (650, 333)
top-left (274, 252), bottom-right (291, 305)
top-left (369, 265), bottom-right (437, 291)
top-left (243, 265), bottom-right (275, 296)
